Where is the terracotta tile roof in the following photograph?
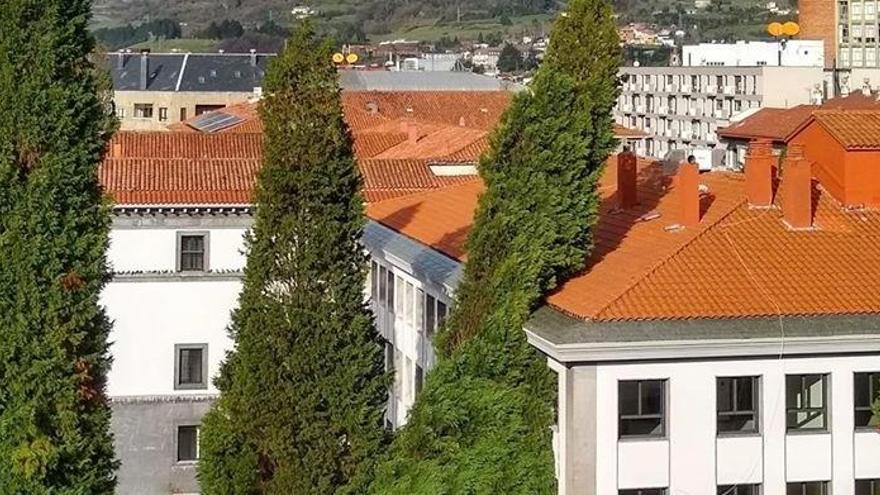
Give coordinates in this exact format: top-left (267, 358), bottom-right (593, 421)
top-left (717, 105), bottom-right (816, 142)
top-left (366, 156), bottom-right (880, 321)
top-left (440, 137), bottom-right (491, 162)
top-left (101, 158), bottom-right (258, 206)
top-left (352, 132), bottom-right (408, 159)
top-left (341, 91), bottom-right (512, 132)
top-left (808, 109), bottom-right (880, 150)
top-left (821, 91), bottom-right (880, 110)
top-left (373, 126), bottom-right (488, 160)
top-left (109, 132), bottom-right (264, 159)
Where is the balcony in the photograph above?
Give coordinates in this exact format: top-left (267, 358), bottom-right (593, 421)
top-left (621, 104), bottom-right (634, 112)
top-left (635, 105), bottom-right (646, 113)
top-left (658, 106), bottom-right (669, 115)
top-left (723, 86), bottom-right (735, 95)
top-left (688, 108), bottom-right (700, 117)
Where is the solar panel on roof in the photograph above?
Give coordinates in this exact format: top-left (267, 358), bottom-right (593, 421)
top-left (189, 111), bottom-right (244, 133)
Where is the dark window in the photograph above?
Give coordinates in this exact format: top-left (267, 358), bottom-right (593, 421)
top-left (855, 372), bottom-right (880, 428)
top-left (179, 234), bottom-right (206, 271)
top-left (425, 294), bottom-right (436, 339)
top-left (384, 341), bottom-right (394, 372)
top-left (620, 489), bottom-right (667, 495)
top-left (177, 425), bottom-right (199, 462)
top-left (717, 376), bottom-right (760, 434)
top-left (415, 364), bottom-right (424, 395)
top-left (180, 107), bottom-right (187, 121)
top-left (786, 374), bottom-right (828, 431)
top-left (195, 104), bottom-right (224, 115)
top-left (856, 479), bottom-right (880, 495)
top-left (134, 103), bottom-right (154, 118)
top-left (386, 269), bottom-right (395, 312)
top-left (786, 481), bottom-right (829, 495)
top-left (619, 380), bottom-right (666, 438)
top-left (719, 485), bottom-right (761, 495)
top-left (159, 107), bottom-right (168, 122)
top-left (436, 301), bottom-right (448, 328)
top-left (370, 261), bottom-right (379, 301)
top-left (378, 266), bottom-right (387, 305)
top-left (175, 344), bottom-right (207, 390)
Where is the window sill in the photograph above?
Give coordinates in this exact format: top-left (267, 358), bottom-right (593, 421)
top-left (785, 429), bottom-right (830, 436)
top-left (854, 426), bottom-right (880, 433)
top-left (618, 435), bottom-right (667, 442)
top-left (717, 431), bottom-right (761, 439)
top-left (174, 460), bottom-right (199, 467)
top-left (174, 385), bottom-right (209, 392)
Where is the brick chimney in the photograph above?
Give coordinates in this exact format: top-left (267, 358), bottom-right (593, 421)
top-left (782, 144), bottom-right (814, 229)
top-left (139, 49), bottom-right (150, 90)
top-left (745, 139), bottom-right (775, 207)
top-left (677, 161), bottom-right (701, 227)
top-left (617, 150), bottom-right (638, 208)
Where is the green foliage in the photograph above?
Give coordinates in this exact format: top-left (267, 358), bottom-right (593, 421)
top-left (370, 1), bottom-right (621, 493)
top-left (93, 18), bottom-right (182, 50)
top-left (198, 21), bottom-right (389, 495)
top-left (0, 0), bottom-right (118, 493)
top-left (497, 43), bottom-right (523, 73)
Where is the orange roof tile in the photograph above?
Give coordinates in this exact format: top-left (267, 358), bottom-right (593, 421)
top-left (717, 105), bottom-right (816, 142)
top-left (109, 132), bottom-right (264, 159)
top-left (366, 156), bottom-right (880, 321)
top-left (808, 109), bottom-right (880, 150)
top-left (821, 91), bottom-right (880, 110)
top-left (373, 126), bottom-right (488, 160)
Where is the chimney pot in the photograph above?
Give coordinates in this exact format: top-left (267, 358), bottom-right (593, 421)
top-left (781, 144), bottom-right (814, 229)
top-left (745, 139), bottom-right (775, 207)
top-left (458, 116), bottom-right (466, 127)
top-left (366, 101), bottom-right (378, 114)
top-left (677, 161), bottom-right (701, 227)
top-left (250, 48), bottom-right (257, 67)
top-left (617, 150), bottom-right (638, 209)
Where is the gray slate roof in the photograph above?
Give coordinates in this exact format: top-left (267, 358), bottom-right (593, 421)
top-left (108, 52), bottom-right (517, 93)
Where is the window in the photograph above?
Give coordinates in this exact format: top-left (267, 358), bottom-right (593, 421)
top-left (177, 425), bottom-right (200, 462)
top-left (195, 104), bottom-right (224, 115)
top-left (619, 380), bottom-right (666, 438)
top-left (425, 294), bottom-right (436, 338)
top-left (180, 107), bottom-right (188, 121)
top-left (855, 372), bottom-right (880, 428)
top-left (415, 364), bottom-right (424, 395)
top-left (786, 481), bottom-right (829, 495)
top-left (718, 485), bottom-right (760, 495)
top-left (717, 376), bottom-right (760, 434)
top-left (786, 374), bottom-right (828, 431)
top-left (134, 103), bottom-right (154, 119)
top-left (175, 344), bottom-right (208, 390)
top-left (178, 233), bottom-right (207, 272)
top-left (437, 300), bottom-right (448, 328)
top-left (620, 489), bottom-right (667, 495)
top-left (857, 479), bottom-right (880, 495)
top-left (378, 265), bottom-right (387, 305)
top-left (116, 106), bottom-right (126, 118)
top-left (158, 107), bottom-right (168, 122)
top-left (371, 261), bottom-right (379, 301)
top-left (384, 342), bottom-right (394, 372)
top-left (386, 269), bottom-right (395, 312)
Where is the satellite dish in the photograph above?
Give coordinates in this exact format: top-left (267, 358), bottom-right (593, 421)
top-left (346, 53), bottom-right (359, 64)
top-left (332, 53), bottom-right (345, 64)
top-left (767, 22), bottom-right (784, 37)
top-left (782, 21), bottom-right (800, 36)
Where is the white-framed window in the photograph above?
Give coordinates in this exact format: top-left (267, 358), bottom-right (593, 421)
top-left (717, 485), bottom-right (760, 495)
top-left (857, 479), bottom-right (880, 494)
top-left (159, 107), bottom-right (168, 122)
top-left (717, 376), bottom-right (760, 434)
top-left (134, 103), bottom-right (154, 119)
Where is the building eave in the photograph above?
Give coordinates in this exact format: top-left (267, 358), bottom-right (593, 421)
top-left (524, 305), bottom-right (880, 364)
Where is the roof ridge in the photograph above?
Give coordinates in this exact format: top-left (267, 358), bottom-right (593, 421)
top-left (588, 181), bottom-right (748, 321)
top-left (365, 176), bottom-right (482, 205)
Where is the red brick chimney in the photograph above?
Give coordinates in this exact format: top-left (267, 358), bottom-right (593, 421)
top-left (617, 150), bottom-right (638, 208)
top-left (745, 139), bottom-right (775, 207)
top-left (677, 161), bottom-right (701, 227)
top-left (782, 144), bottom-right (814, 229)
top-left (401, 120), bottom-right (419, 144)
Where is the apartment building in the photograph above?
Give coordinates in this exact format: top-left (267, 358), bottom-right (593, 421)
top-left (801, 0), bottom-right (880, 68)
top-left (615, 66), bottom-right (825, 163)
top-left (682, 40), bottom-right (825, 67)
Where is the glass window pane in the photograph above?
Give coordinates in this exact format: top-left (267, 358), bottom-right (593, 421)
top-left (378, 267), bottom-right (387, 304)
top-left (177, 426), bottom-right (199, 462)
top-left (179, 348), bottom-right (203, 385)
top-left (803, 481), bottom-right (826, 495)
top-left (806, 375), bottom-right (824, 408)
top-left (386, 271), bottom-right (394, 310)
top-left (856, 373), bottom-right (870, 407)
top-left (405, 282), bottom-right (414, 326)
top-left (437, 301), bottom-right (448, 327)
top-left (786, 375), bottom-right (802, 408)
top-left (620, 418), bottom-right (663, 437)
top-left (415, 288), bottom-right (424, 333)
top-left (736, 377), bottom-right (754, 412)
top-left (718, 378), bottom-right (734, 413)
top-left (425, 294), bottom-right (436, 336)
top-left (642, 381), bottom-right (664, 415)
top-left (619, 381), bottom-right (640, 416)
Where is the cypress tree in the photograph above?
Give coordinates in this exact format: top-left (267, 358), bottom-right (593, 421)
top-left (0, 0), bottom-right (118, 493)
top-left (370, 0), bottom-right (621, 492)
top-left (198, 22), bottom-right (389, 495)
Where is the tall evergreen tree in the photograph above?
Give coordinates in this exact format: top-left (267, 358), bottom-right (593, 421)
top-left (370, 0), bottom-right (621, 492)
top-left (0, 0), bottom-right (118, 493)
top-left (198, 22), bottom-right (389, 495)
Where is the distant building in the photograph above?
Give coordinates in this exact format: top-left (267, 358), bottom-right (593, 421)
top-left (800, 0), bottom-right (880, 68)
top-left (615, 66), bottom-right (826, 163)
top-left (682, 40), bottom-right (825, 67)
top-left (472, 47), bottom-right (502, 73)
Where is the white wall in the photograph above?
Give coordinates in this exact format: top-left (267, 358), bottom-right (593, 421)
top-left (588, 354), bottom-right (880, 494)
top-left (103, 279), bottom-right (239, 397)
top-left (108, 227), bottom-right (247, 273)
top-left (683, 40), bottom-right (825, 67)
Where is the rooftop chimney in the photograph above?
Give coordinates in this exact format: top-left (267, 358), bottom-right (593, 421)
top-left (617, 149), bottom-right (638, 209)
top-left (249, 48), bottom-right (257, 67)
top-left (745, 139), bottom-right (775, 207)
top-left (366, 101), bottom-right (378, 114)
top-left (116, 50), bottom-right (125, 70)
top-left (782, 144), bottom-right (814, 229)
top-left (139, 49), bottom-right (150, 90)
top-left (677, 161), bottom-right (701, 227)
top-left (458, 116), bottom-right (466, 127)
top-left (401, 120), bottom-right (419, 144)
top-left (863, 78), bottom-right (872, 97)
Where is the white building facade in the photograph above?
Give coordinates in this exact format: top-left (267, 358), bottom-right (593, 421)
top-left (526, 310), bottom-right (880, 495)
top-left (615, 66), bottom-right (825, 162)
top-left (682, 40), bottom-right (825, 68)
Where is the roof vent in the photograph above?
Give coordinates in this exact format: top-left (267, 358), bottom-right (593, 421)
top-left (198, 76), bottom-right (206, 84)
top-left (366, 101), bottom-right (379, 114)
top-left (210, 69), bottom-right (217, 78)
top-left (458, 116), bottom-right (466, 127)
